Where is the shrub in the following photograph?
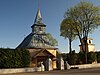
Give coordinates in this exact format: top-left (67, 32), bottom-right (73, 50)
top-left (87, 52), bottom-right (97, 64)
top-left (0, 48), bottom-right (31, 68)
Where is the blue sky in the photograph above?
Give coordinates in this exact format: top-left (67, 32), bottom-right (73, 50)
top-left (0, 0), bottom-right (100, 53)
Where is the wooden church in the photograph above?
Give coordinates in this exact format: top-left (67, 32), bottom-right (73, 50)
top-left (17, 9), bottom-right (64, 71)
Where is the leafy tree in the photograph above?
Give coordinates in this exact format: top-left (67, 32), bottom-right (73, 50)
top-left (64, 1), bottom-right (100, 63)
top-left (46, 33), bottom-right (58, 46)
top-left (60, 18), bottom-right (77, 53)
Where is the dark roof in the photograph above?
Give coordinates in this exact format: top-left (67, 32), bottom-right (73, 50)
top-left (17, 33), bottom-right (55, 49)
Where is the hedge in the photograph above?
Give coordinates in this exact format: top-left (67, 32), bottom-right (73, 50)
top-left (0, 48), bottom-right (31, 69)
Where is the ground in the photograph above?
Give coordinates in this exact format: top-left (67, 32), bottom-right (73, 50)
top-left (5, 68), bottom-right (100, 75)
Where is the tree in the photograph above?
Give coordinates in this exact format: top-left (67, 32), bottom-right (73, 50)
top-left (60, 18), bottom-right (77, 53)
top-left (46, 33), bottom-right (58, 46)
top-left (64, 1), bottom-right (100, 63)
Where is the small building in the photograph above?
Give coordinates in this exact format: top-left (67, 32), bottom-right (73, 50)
top-left (79, 37), bottom-right (95, 52)
top-left (17, 8), bottom-right (64, 71)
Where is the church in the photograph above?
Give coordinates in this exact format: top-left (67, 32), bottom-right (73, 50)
top-left (79, 37), bottom-right (95, 52)
top-left (17, 8), bottom-right (64, 71)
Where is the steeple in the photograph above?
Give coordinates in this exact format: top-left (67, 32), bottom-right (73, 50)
top-left (17, 0), bottom-right (57, 49)
top-left (34, 9), bottom-right (44, 25)
top-left (31, 9), bottom-right (46, 34)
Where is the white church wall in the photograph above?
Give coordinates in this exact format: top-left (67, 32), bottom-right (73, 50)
top-left (88, 45), bottom-right (95, 52)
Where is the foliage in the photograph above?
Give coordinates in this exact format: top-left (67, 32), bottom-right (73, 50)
top-left (46, 33), bottom-right (58, 46)
top-left (69, 50), bottom-right (78, 65)
top-left (96, 52), bottom-right (100, 63)
top-left (60, 18), bottom-right (77, 41)
top-left (14, 48), bottom-right (31, 68)
top-left (65, 1), bottom-right (100, 38)
top-left (78, 51), bottom-right (86, 64)
top-left (60, 18), bottom-right (77, 53)
top-left (61, 50), bottom-right (78, 65)
top-left (78, 52), bottom-right (97, 64)
top-left (63, 1), bottom-right (100, 63)
top-left (64, 1), bottom-right (100, 51)
top-left (87, 52), bottom-right (97, 64)
top-left (61, 51), bottom-right (100, 65)
top-left (61, 53), bottom-right (68, 61)
top-left (0, 48), bottom-right (31, 68)
top-left (56, 51), bottom-right (62, 70)
top-left (0, 48), bottom-right (15, 68)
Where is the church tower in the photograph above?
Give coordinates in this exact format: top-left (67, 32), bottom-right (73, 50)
top-left (17, 8), bottom-right (57, 49)
top-left (31, 9), bottom-right (46, 35)
top-left (79, 37), bottom-right (95, 52)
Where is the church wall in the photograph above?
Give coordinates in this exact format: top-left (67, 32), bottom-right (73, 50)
top-left (52, 59), bottom-right (57, 70)
top-left (30, 58), bottom-right (37, 67)
top-left (87, 40), bottom-right (92, 44)
top-left (88, 44), bottom-right (95, 52)
top-left (79, 44), bottom-right (95, 52)
top-left (46, 49), bottom-right (57, 69)
top-left (27, 48), bottom-right (58, 70)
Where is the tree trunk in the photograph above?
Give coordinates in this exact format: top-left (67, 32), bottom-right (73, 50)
top-left (78, 35), bottom-right (84, 52)
top-left (69, 39), bottom-right (72, 64)
top-left (69, 39), bottom-right (72, 53)
top-left (84, 36), bottom-right (88, 64)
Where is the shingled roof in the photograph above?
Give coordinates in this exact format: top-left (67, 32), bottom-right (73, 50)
top-left (17, 9), bottom-right (56, 49)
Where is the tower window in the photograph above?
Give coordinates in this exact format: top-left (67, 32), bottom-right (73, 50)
top-left (39, 27), bottom-right (42, 31)
top-left (89, 40), bottom-right (91, 44)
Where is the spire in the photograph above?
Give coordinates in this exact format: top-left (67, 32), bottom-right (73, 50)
top-left (34, 9), bottom-right (44, 25)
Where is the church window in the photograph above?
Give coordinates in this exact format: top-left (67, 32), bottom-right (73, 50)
top-left (89, 40), bottom-right (91, 44)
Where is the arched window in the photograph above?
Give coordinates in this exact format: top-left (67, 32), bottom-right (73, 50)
top-left (89, 40), bottom-right (91, 44)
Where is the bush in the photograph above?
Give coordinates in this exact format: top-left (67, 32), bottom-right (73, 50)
top-left (96, 52), bottom-right (100, 63)
top-left (78, 52), bottom-right (85, 64)
top-left (0, 48), bottom-right (31, 68)
top-left (87, 52), bottom-right (97, 64)
top-left (15, 48), bottom-right (31, 67)
top-left (69, 50), bottom-right (78, 65)
top-left (0, 48), bottom-right (14, 68)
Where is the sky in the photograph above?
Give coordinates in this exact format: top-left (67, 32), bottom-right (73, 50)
top-left (0, 0), bottom-right (100, 53)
